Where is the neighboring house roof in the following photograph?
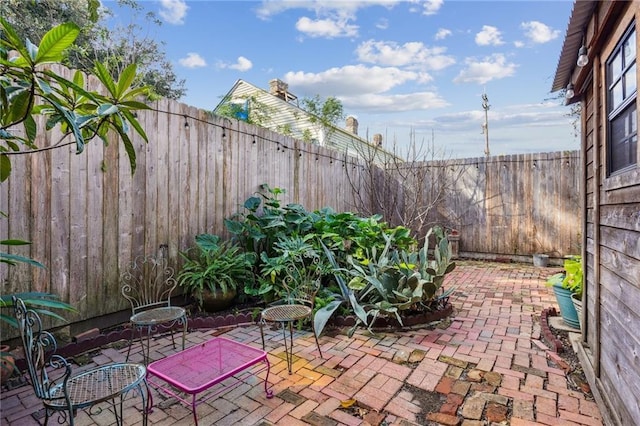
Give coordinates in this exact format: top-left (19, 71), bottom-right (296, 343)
top-left (213, 79), bottom-right (400, 164)
top-left (551, 1), bottom-right (598, 93)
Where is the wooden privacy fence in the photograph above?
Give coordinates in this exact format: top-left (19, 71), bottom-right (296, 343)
top-left (0, 66), bottom-right (581, 330)
top-left (410, 152), bottom-right (581, 258)
top-left (0, 99), bottom-right (367, 328)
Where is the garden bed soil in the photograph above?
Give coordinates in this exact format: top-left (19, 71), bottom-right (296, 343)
top-left (546, 321), bottom-right (592, 395)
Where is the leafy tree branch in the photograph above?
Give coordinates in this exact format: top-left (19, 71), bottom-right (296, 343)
top-left (1, 17), bottom-right (150, 181)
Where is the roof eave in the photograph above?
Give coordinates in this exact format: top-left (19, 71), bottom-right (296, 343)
top-left (551, 1), bottom-right (598, 93)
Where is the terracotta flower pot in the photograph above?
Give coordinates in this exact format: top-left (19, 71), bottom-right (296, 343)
top-left (200, 288), bottom-right (237, 313)
top-left (0, 345), bottom-right (16, 383)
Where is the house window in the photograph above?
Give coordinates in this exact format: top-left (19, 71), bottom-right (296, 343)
top-left (606, 24), bottom-right (637, 175)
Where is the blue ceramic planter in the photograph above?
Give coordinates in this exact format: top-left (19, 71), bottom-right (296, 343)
top-left (552, 281), bottom-right (579, 328)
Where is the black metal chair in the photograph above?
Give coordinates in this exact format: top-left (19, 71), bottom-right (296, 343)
top-left (120, 247), bottom-right (187, 364)
top-left (12, 296), bottom-right (150, 425)
top-left (259, 277), bottom-right (323, 374)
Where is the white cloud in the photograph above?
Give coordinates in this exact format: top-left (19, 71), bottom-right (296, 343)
top-left (421, 0), bottom-right (443, 15)
top-left (217, 56), bottom-right (253, 72)
top-left (453, 54), bottom-right (517, 84)
top-left (435, 28), bottom-right (452, 40)
top-left (376, 18), bottom-right (389, 30)
top-left (514, 41), bottom-right (525, 48)
top-left (296, 16), bottom-right (358, 38)
top-left (255, 1), bottom-right (402, 38)
top-left (178, 53), bottom-right (206, 68)
top-left (521, 21), bottom-right (560, 44)
top-left (285, 65), bottom-right (417, 95)
top-left (255, 1), bottom-right (400, 20)
top-left (283, 64), bottom-right (448, 113)
top-left (340, 91), bottom-right (449, 112)
top-left (159, 0), bottom-right (188, 25)
top-left (356, 40), bottom-right (455, 71)
top-left (475, 25), bottom-right (504, 46)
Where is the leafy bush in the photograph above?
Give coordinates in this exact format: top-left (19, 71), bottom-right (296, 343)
top-left (545, 255), bottom-right (583, 298)
top-left (222, 184), bottom-right (456, 338)
top-left (315, 226), bottom-right (456, 337)
top-left (562, 256), bottom-right (583, 297)
top-left (177, 234), bottom-right (257, 306)
top-left (224, 184), bottom-right (415, 284)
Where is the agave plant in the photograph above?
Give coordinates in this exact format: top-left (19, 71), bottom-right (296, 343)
top-left (320, 225), bottom-right (456, 335)
top-left (395, 225), bottom-right (456, 304)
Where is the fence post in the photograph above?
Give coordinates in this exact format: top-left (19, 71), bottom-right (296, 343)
top-left (448, 229), bottom-right (460, 259)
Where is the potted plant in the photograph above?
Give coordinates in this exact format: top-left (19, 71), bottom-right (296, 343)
top-left (177, 234), bottom-right (256, 312)
top-left (0, 344), bottom-right (15, 382)
top-left (546, 255), bottom-right (583, 329)
top-left (563, 256), bottom-right (583, 328)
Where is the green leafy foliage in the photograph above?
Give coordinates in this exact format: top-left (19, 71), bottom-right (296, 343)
top-left (215, 93), bottom-right (275, 127)
top-left (225, 184), bottom-right (415, 264)
top-left (545, 255), bottom-right (583, 298)
top-left (301, 95), bottom-right (344, 145)
top-left (0, 239), bottom-right (44, 267)
top-left (315, 241), bottom-right (368, 338)
top-left (0, 292), bottom-right (76, 329)
top-left (562, 256), bottom-right (583, 297)
top-left (1, 17), bottom-right (151, 296)
top-left (223, 183), bottom-right (427, 338)
top-left (342, 225), bottom-right (456, 333)
top-left (0, 16), bottom-right (150, 181)
top-left (177, 234), bottom-right (257, 307)
top-left (0, 0), bottom-right (186, 100)
top-left (259, 235), bottom-right (332, 303)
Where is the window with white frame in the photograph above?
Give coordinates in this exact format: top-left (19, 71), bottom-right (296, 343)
top-left (606, 24), bottom-right (637, 175)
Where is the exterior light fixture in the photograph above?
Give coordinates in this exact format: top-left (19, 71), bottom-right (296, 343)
top-left (565, 82), bottom-right (575, 99)
top-left (577, 45), bottom-right (589, 67)
top-left (577, 35), bottom-right (589, 67)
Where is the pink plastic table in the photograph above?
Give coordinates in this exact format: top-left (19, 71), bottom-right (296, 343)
top-left (146, 336), bottom-right (272, 425)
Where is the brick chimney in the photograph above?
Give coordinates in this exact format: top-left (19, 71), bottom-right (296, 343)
top-left (346, 116), bottom-right (358, 135)
top-left (373, 134), bottom-right (383, 146)
top-left (269, 79), bottom-right (290, 100)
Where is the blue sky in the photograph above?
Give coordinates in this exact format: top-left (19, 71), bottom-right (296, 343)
top-left (105, 0), bottom-right (578, 158)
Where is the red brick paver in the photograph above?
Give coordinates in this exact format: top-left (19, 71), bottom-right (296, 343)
top-left (0, 261), bottom-right (604, 425)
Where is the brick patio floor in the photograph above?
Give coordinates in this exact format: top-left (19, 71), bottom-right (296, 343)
top-left (1, 261), bottom-right (604, 426)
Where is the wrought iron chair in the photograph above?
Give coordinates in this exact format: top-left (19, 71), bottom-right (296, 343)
top-left (12, 296), bottom-right (150, 425)
top-left (121, 247), bottom-right (187, 364)
top-left (259, 274), bottom-right (323, 374)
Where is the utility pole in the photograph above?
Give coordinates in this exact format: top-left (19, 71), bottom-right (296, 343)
top-left (481, 92), bottom-right (490, 157)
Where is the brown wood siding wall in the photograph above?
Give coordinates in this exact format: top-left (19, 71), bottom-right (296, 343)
top-left (1, 65), bottom-right (581, 335)
top-left (579, 3), bottom-right (640, 425)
